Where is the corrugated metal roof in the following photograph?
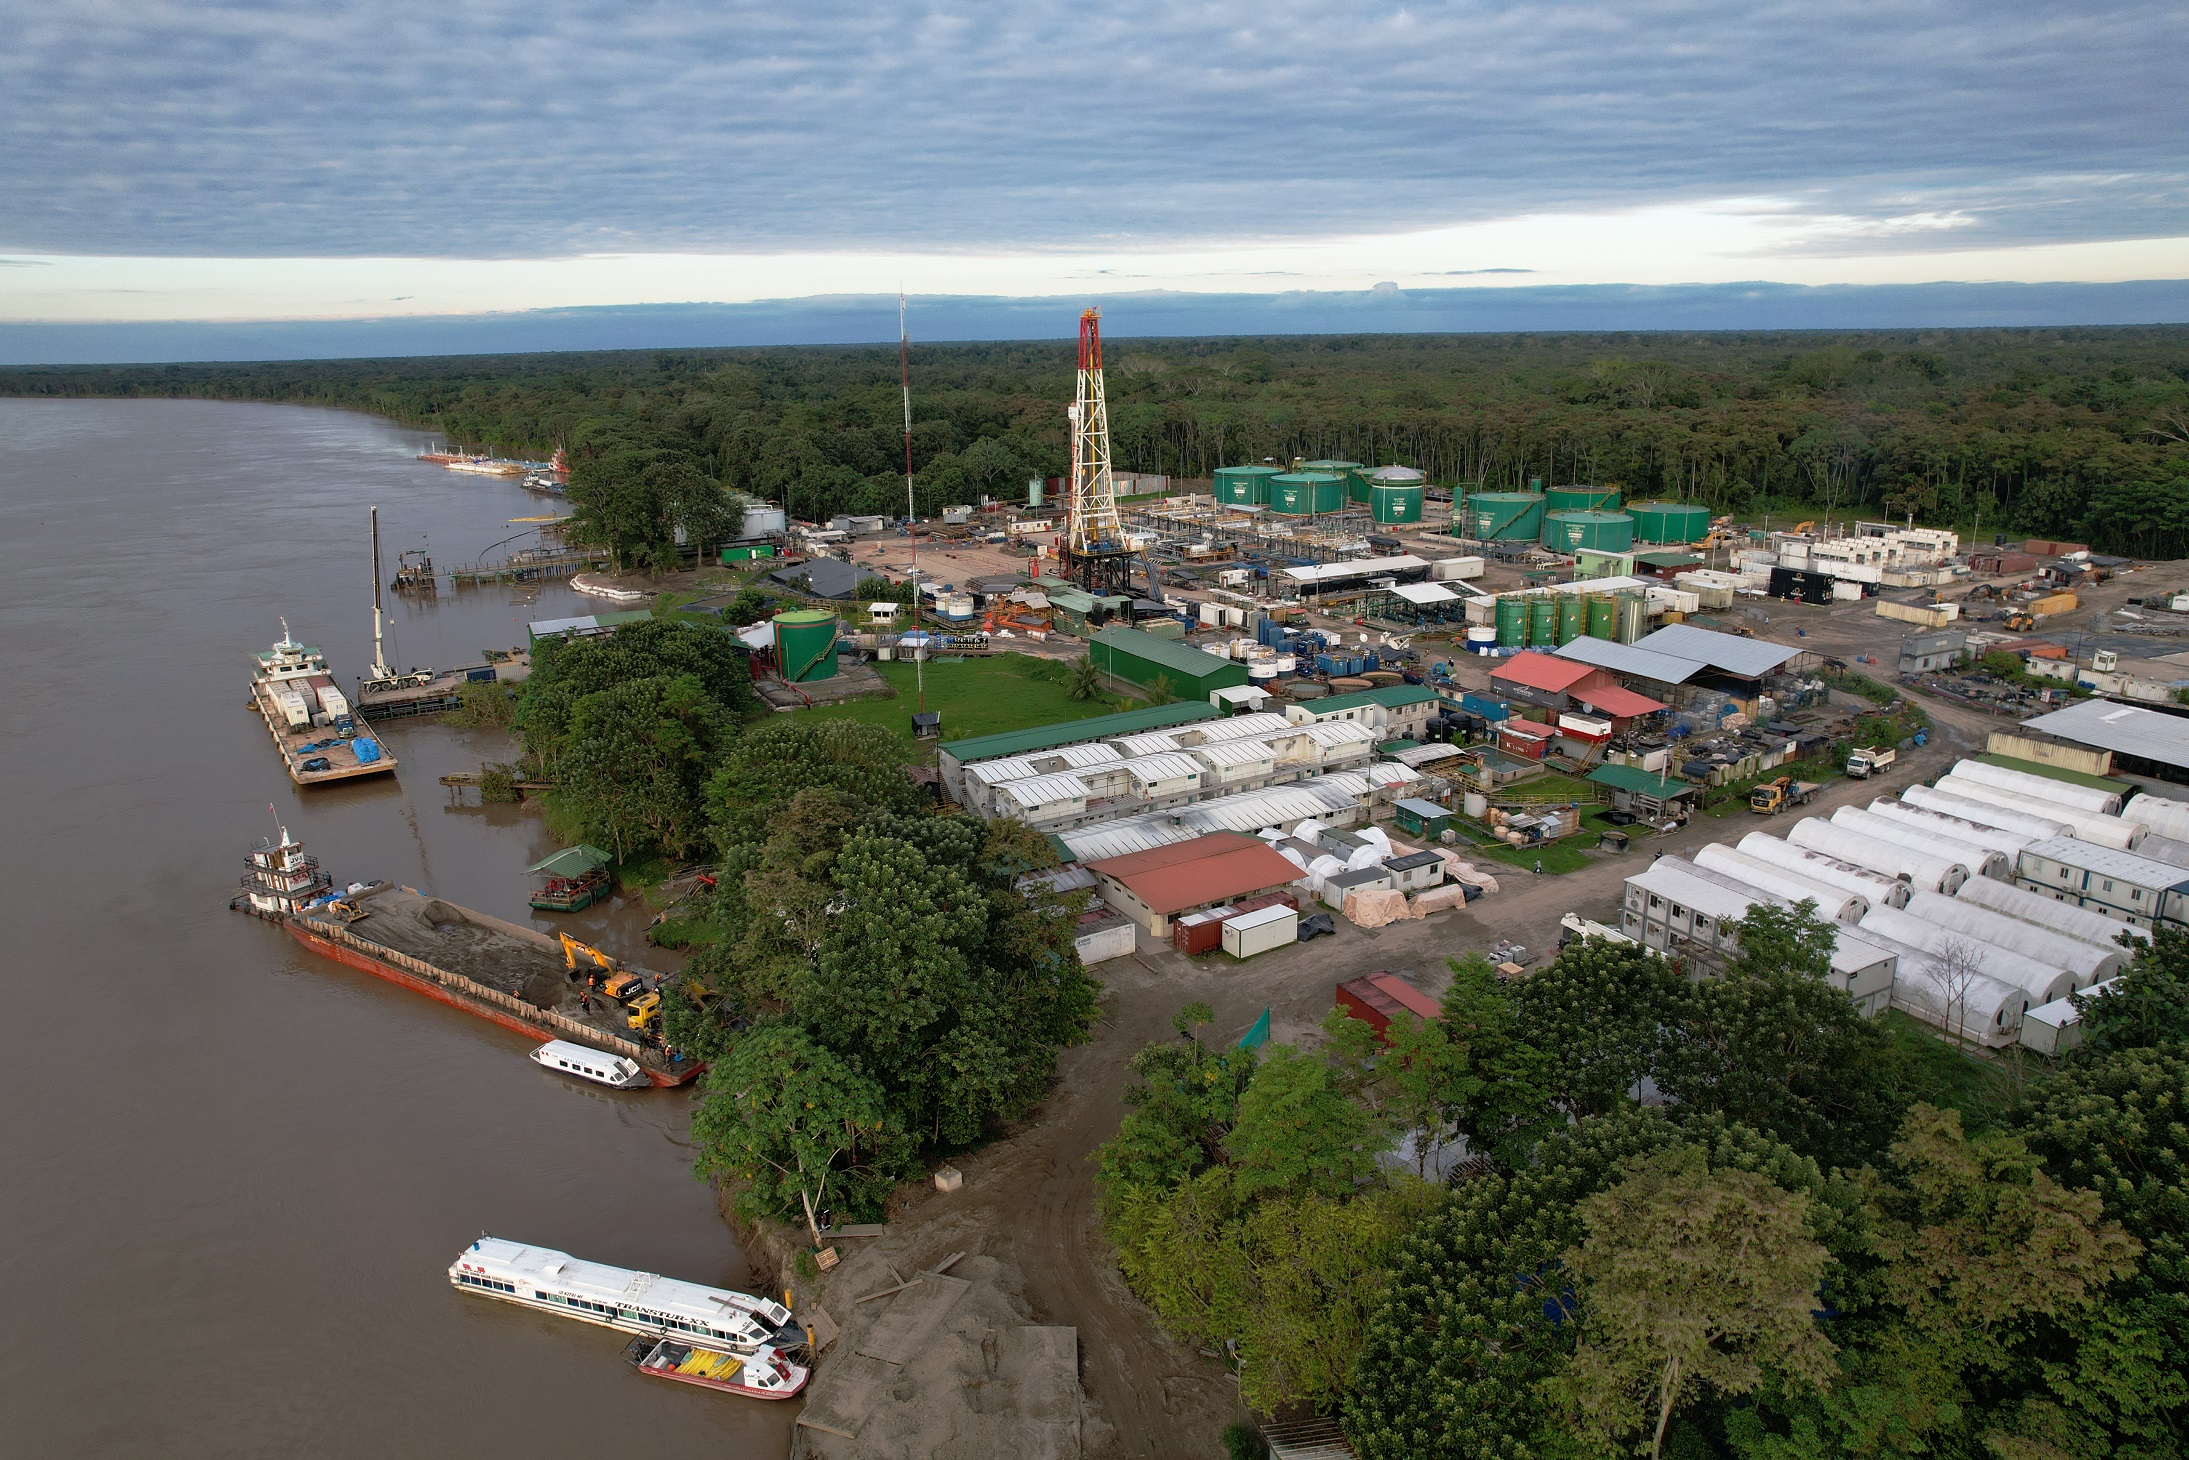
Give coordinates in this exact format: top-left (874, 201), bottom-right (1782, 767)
top-left (1122, 753), bottom-right (1204, 784)
top-left (1627, 861), bottom-right (1763, 922)
top-left (1197, 712), bottom-right (1297, 742)
top-left (1315, 772), bottom-right (1373, 798)
top-left (1094, 626), bottom-right (1250, 682)
top-left (1571, 684), bottom-right (1669, 718)
top-left (1395, 797), bottom-right (1451, 818)
top-left (1300, 721), bottom-right (1376, 747)
top-left (1112, 732), bottom-right (1184, 757)
top-left (1588, 763), bottom-right (1700, 798)
top-left (1281, 554), bottom-right (1429, 584)
top-left (1056, 821), bottom-right (1198, 862)
top-left (1367, 762), bottom-right (1423, 784)
top-left (1553, 635), bottom-right (1707, 684)
top-left (1044, 741), bottom-right (1125, 769)
top-left (1633, 623), bottom-right (1804, 677)
top-left (2020, 698), bottom-right (2189, 772)
top-left (1390, 581), bottom-right (1458, 604)
top-left (968, 756), bottom-right (1042, 786)
top-left (2022, 836), bottom-right (2189, 888)
top-left (1296, 685), bottom-right (1440, 716)
top-left (1179, 783), bottom-right (1356, 834)
top-left (1193, 740), bottom-right (1277, 768)
top-left (1492, 651), bottom-right (1599, 693)
top-left (942, 701), bottom-right (1221, 766)
top-left (1389, 743), bottom-right (1468, 767)
top-left (1084, 832), bottom-right (1304, 915)
top-left (998, 773), bottom-right (1090, 809)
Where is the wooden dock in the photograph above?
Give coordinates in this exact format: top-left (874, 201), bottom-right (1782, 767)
top-left (450, 547), bottom-right (608, 586)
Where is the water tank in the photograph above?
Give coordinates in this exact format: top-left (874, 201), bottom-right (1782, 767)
top-left (1546, 484), bottom-right (1621, 513)
top-left (1542, 509), bottom-right (1636, 554)
top-left (1556, 596), bottom-right (1585, 644)
top-left (1626, 501), bottom-right (1712, 544)
top-left (1028, 477), bottom-right (1045, 508)
top-left (1214, 464), bottom-right (1282, 507)
top-left (1616, 593), bottom-right (1646, 642)
top-left (1370, 483), bottom-right (1425, 525)
top-left (1528, 597), bottom-right (1557, 647)
top-left (1269, 472), bottom-right (1346, 515)
top-left (1495, 598), bottom-right (1527, 647)
top-left (1586, 594), bottom-right (1616, 640)
top-left (1468, 491), bottom-right (1545, 541)
top-left (772, 609), bottom-right (841, 683)
top-left (1466, 626), bottom-right (1499, 654)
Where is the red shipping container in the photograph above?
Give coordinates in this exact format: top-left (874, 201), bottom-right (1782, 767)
top-left (1172, 905), bottom-right (1242, 955)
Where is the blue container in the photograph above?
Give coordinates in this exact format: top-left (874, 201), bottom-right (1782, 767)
top-left (1363, 651), bottom-right (1381, 671)
top-left (1460, 693), bottom-right (1510, 721)
top-left (466, 666), bottom-right (497, 683)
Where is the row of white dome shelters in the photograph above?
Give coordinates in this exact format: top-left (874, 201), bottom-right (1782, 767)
top-left (1619, 752), bottom-right (2180, 1051)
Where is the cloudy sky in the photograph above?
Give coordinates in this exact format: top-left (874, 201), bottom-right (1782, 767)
top-left (4, 0), bottom-right (2187, 340)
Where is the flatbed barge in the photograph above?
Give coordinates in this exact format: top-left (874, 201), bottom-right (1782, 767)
top-left (249, 624), bottom-right (398, 786)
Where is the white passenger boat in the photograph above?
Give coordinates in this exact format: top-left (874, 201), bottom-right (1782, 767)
top-left (449, 1238), bottom-right (794, 1354)
top-left (530, 1039), bottom-right (648, 1089)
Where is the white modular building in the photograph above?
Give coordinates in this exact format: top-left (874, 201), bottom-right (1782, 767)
top-left (2021, 978), bottom-right (2119, 1057)
top-left (1190, 738), bottom-right (1278, 788)
top-left (1790, 816), bottom-right (1964, 894)
top-left (2015, 837), bottom-right (2189, 930)
top-left (1858, 904), bottom-right (2076, 1006)
top-left (1955, 873), bottom-right (2150, 949)
top-left (1735, 833), bottom-right (1913, 908)
top-left (1902, 891), bottom-right (2128, 987)
top-left (1121, 752), bottom-right (1207, 806)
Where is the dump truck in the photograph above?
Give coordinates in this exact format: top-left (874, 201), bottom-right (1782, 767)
top-left (1750, 777), bottom-right (1822, 814)
top-left (1845, 746), bottom-right (1897, 779)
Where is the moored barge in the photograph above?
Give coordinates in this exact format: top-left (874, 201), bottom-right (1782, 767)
top-left (250, 621), bottom-right (397, 786)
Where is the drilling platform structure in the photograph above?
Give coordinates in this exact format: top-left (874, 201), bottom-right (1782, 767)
top-left (1062, 308), bottom-right (1134, 596)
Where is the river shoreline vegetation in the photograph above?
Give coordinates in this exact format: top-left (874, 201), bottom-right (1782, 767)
top-left (6, 326), bottom-right (2188, 557)
top-left (1095, 909), bottom-right (2189, 1459)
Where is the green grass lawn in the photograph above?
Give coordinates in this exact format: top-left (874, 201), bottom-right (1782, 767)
top-left (801, 654), bottom-right (1142, 761)
top-left (1877, 1010), bottom-right (2023, 1130)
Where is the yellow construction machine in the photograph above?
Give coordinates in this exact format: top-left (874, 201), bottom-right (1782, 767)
top-left (561, 932), bottom-right (647, 1001)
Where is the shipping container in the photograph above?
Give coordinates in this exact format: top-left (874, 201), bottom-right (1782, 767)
top-left (1223, 904), bottom-right (1299, 959)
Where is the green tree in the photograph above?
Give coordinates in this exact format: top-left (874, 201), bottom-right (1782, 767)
top-left (1066, 654), bottom-right (1104, 701)
top-left (1559, 1145), bottom-right (1836, 1459)
top-left (1225, 1043), bottom-right (1387, 1200)
top-left (1511, 937), bottom-right (1686, 1119)
top-left (567, 446), bottom-right (744, 570)
top-left (558, 673), bottom-right (730, 859)
top-left (692, 1023), bottom-right (900, 1240)
top-left (516, 617), bottom-right (753, 769)
top-left (2072, 926), bottom-right (2189, 1057)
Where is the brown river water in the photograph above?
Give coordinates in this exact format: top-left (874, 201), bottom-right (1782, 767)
top-left (0, 399), bottom-right (793, 1456)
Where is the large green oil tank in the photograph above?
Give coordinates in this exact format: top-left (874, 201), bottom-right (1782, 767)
top-left (1214, 464), bottom-right (1282, 506)
top-left (1270, 472), bottom-right (1345, 515)
top-left (1557, 596), bottom-right (1585, 644)
top-left (1627, 500), bottom-right (1712, 544)
top-left (773, 609), bottom-right (841, 682)
top-left (1528, 597), bottom-right (1557, 646)
top-left (1467, 491), bottom-right (1545, 541)
top-left (1546, 484), bottom-right (1622, 513)
top-left (1303, 460), bottom-right (1368, 503)
top-left (1495, 597), bottom-right (1527, 647)
top-left (1370, 483), bottom-right (1425, 525)
top-left (1542, 509), bottom-right (1636, 554)
top-left (1586, 594), bottom-right (1616, 640)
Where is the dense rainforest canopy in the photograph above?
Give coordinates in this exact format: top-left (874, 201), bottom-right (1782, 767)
top-left (8, 325), bottom-right (2189, 555)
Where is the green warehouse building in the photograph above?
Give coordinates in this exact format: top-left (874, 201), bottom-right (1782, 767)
top-left (1091, 626), bottom-right (1249, 698)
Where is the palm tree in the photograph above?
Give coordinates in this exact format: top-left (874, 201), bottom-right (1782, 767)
top-left (1066, 655), bottom-right (1103, 701)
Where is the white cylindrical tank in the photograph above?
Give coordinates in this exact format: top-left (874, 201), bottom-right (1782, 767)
top-left (1694, 845), bottom-right (1867, 923)
top-left (1789, 817), bottom-right (1963, 894)
top-left (1868, 798), bottom-right (2033, 862)
top-left (1860, 929), bottom-right (2028, 1047)
top-left (1955, 875), bottom-right (2150, 950)
top-left (1950, 758), bottom-right (2123, 815)
top-left (1903, 784), bottom-right (2072, 840)
top-left (1934, 775), bottom-right (2145, 849)
top-left (2126, 792), bottom-right (2189, 842)
top-left (1737, 833), bottom-right (1912, 908)
top-left (1859, 905), bottom-right (2076, 1005)
top-left (1904, 891), bottom-right (2127, 987)
top-left (1832, 805), bottom-right (2000, 880)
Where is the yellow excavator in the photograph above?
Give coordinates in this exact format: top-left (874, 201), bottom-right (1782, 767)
top-left (560, 932), bottom-right (646, 1001)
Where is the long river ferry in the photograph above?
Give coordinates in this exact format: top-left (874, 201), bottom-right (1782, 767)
top-left (450, 1238), bottom-right (796, 1355)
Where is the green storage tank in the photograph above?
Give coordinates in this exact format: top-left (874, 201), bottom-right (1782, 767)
top-left (1467, 491), bottom-right (1545, 541)
top-left (1542, 509), bottom-right (1636, 555)
top-left (1303, 460), bottom-right (1368, 503)
top-left (1495, 597), bottom-right (1527, 647)
top-left (1269, 471), bottom-right (1346, 515)
top-left (1214, 464), bottom-right (1282, 506)
top-left (1586, 594), bottom-right (1616, 640)
top-left (1627, 500), bottom-right (1712, 544)
top-left (1370, 483), bottom-right (1425, 525)
top-left (1528, 597), bottom-right (1557, 646)
top-left (773, 609), bottom-right (841, 683)
top-left (1546, 484), bottom-right (1622, 513)
top-left (1557, 596), bottom-right (1585, 644)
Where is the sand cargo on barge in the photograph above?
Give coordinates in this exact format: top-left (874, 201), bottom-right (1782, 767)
top-left (234, 833), bottom-right (702, 1086)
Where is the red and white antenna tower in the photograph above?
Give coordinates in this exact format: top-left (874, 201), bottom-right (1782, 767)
top-left (1063, 308), bottom-right (1127, 592)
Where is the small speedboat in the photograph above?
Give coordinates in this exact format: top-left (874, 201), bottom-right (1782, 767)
top-left (624, 1336), bottom-right (809, 1399)
top-left (530, 1039), bottom-right (648, 1089)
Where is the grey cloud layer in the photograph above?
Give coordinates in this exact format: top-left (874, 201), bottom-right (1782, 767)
top-left (3, 1), bottom-right (2184, 257)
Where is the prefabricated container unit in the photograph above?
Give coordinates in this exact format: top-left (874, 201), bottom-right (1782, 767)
top-left (1693, 845), bottom-right (1867, 923)
top-left (1789, 816), bottom-right (1964, 893)
top-left (1432, 556), bottom-right (1486, 581)
top-left (1736, 833), bottom-right (1912, 908)
top-left (1903, 891), bottom-right (2127, 987)
top-left (1625, 501), bottom-right (1711, 544)
top-left (1214, 464), bottom-right (1283, 506)
top-left (1171, 906), bottom-right (1242, 956)
top-left (1370, 483), bottom-right (1426, 524)
top-left (1876, 600), bottom-right (1959, 630)
top-left (275, 687), bottom-right (312, 730)
top-left (1831, 805), bottom-right (2002, 880)
top-left (1859, 905), bottom-right (2076, 1006)
top-left (2020, 986), bottom-right (2110, 1057)
top-left (1542, 509), bottom-right (1636, 554)
top-left (1586, 595), bottom-right (1617, 640)
top-left (2127, 792), bottom-right (2189, 842)
top-left (1902, 784), bottom-right (2072, 841)
top-left (773, 610), bottom-right (842, 682)
top-left (1495, 597), bottom-right (1528, 647)
top-left (1528, 597), bottom-right (1558, 647)
top-left (1950, 758), bottom-right (2124, 815)
top-left (1467, 492), bottom-right (1546, 541)
top-left (316, 684), bottom-right (350, 718)
top-left (1675, 574), bottom-right (1737, 610)
top-left (1223, 903), bottom-right (1299, 959)
top-left (1867, 799), bottom-right (2034, 863)
top-left (1932, 775), bottom-right (2145, 849)
top-left (1269, 472), bottom-right (1347, 516)
top-left (1545, 485), bottom-right (1622, 513)
top-left (1955, 873), bottom-right (2150, 950)
top-left (1864, 930), bottom-right (2028, 1047)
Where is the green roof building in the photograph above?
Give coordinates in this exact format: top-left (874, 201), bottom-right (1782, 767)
top-left (1091, 627), bottom-right (1249, 699)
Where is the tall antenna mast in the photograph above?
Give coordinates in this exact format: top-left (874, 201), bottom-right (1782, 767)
top-left (370, 506), bottom-right (392, 680)
top-left (1063, 308), bottom-right (1127, 595)
top-left (900, 293), bottom-right (924, 713)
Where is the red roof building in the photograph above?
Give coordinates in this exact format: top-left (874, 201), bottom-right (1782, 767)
top-left (1490, 651), bottom-right (1614, 712)
top-left (1569, 683), bottom-right (1668, 724)
top-left (1336, 973), bottom-right (1442, 1042)
top-left (1086, 832), bottom-right (1305, 937)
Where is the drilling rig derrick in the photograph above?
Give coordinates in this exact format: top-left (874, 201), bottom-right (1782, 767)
top-left (1062, 308), bottom-right (1132, 598)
